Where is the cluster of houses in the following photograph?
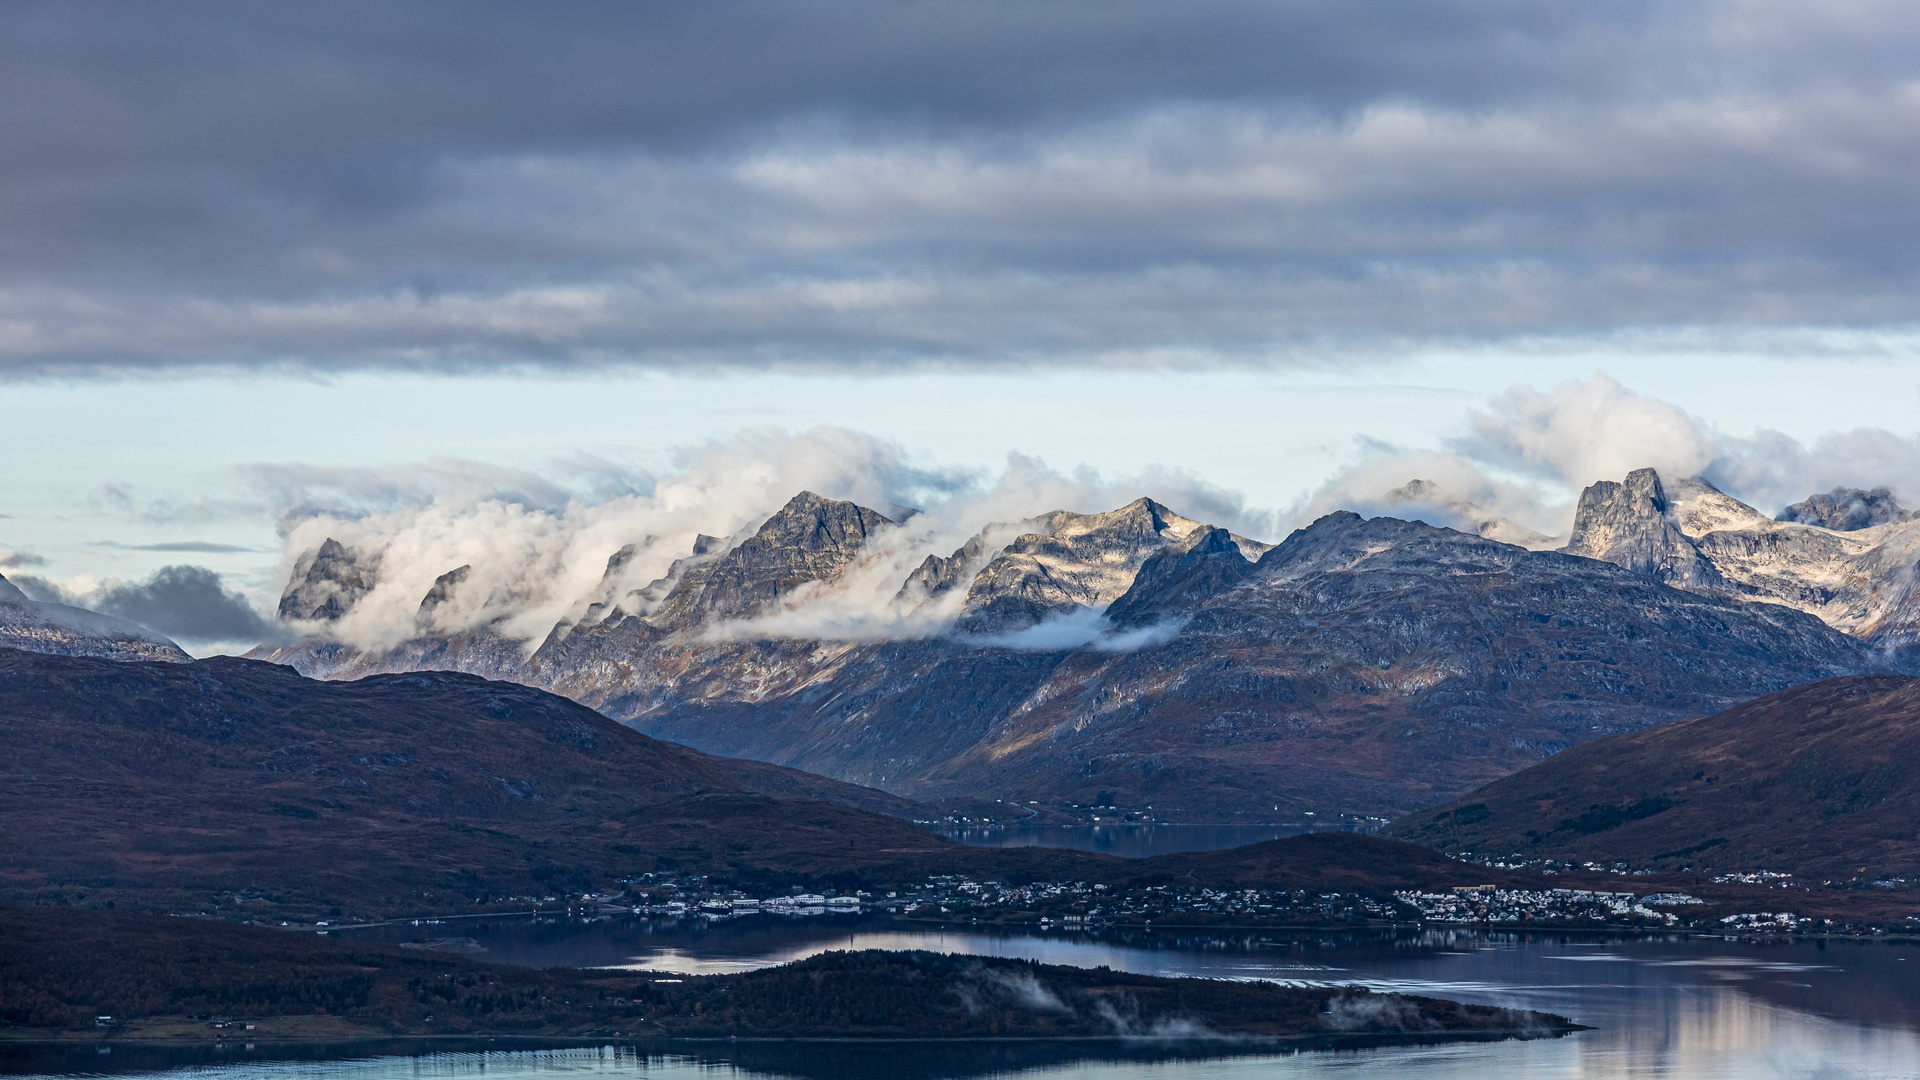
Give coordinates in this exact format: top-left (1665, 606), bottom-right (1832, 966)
top-left (616, 874), bottom-right (1403, 927)
top-left (1392, 886), bottom-right (1704, 926)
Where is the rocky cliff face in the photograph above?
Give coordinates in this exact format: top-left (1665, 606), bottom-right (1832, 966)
top-left (657, 492), bottom-right (895, 629)
top-left (953, 499), bottom-right (1199, 632)
top-left (0, 573), bottom-right (189, 663)
top-left (1562, 469), bottom-right (1920, 647)
top-left (1561, 469), bottom-right (1729, 591)
top-left (277, 538), bottom-right (377, 622)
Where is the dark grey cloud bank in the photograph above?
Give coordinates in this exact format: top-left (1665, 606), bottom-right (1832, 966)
top-left (11, 564), bottom-right (271, 647)
top-left (6, 0), bottom-right (1920, 373)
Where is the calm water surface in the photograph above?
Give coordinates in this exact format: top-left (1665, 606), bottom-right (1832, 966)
top-left (10, 915), bottom-right (1918, 1079)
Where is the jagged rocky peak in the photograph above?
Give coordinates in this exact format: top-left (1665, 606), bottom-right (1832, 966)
top-left (1561, 468), bottom-right (1727, 591)
top-left (1777, 487), bottom-right (1911, 532)
top-left (899, 531), bottom-right (998, 601)
top-left (277, 538), bottom-right (376, 622)
top-left (0, 572), bottom-right (190, 663)
top-left (416, 564), bottom-right (472, 624)
top-left (955, 497), bottom-right (1260, 633)
top-left (1105, 524), bottom-right (1255, 626)
top-left (1254, 511), bottom-right (1537, 587)
top-left (652, 492), bottom-right (896, 628)
top-left (1545, 470), bottom-right (1920, 647)
top-left (627, 534), bottom-right (730, 628)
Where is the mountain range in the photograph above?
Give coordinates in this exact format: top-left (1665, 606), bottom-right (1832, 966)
top-left (242, 474), bottom-right (1913, 819)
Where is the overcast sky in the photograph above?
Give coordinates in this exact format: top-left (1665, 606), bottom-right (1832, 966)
top-left (3, 1), bottom-right (1919, 650)
top-left (6, 0), bottom-right (1920, 372)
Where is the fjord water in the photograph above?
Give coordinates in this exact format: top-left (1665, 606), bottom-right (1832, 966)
top-left (14, 917), bottom-right (1917, 1080)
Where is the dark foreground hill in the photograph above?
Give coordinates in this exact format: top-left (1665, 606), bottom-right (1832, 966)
top-left (0, 647), bottom-right (950, 916)
top-left (0, 906), bottom-right (1574, 1043)
top-left (0, 648), bottom-right (1511, 919)
top-left (1384, 675), bottom-right (1920, 879)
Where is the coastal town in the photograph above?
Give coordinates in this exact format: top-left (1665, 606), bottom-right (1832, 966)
top-left (576, 873), bottom-right (1880, 934)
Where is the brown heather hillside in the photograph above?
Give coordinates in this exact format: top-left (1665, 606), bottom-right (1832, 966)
top-left (0, 649), bottom-right (1507, 920)
top-left (1385, 675), bottom-right (1920, 879)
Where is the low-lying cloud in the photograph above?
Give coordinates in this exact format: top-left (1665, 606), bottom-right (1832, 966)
top-left (259, 428), bottom-right (1269, 654)
top-left (91, 566), bottom-right (276, 647)
top-left (1299, 374), bottom-right (1920, 542)
top-left (39, 377), bottom-right (1915, 655)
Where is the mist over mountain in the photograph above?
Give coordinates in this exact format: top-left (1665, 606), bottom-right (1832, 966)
top-left (252, 472), bottom-right (1907, 819)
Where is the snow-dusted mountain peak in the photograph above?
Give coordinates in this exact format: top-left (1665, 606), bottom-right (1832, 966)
top-left (0, 573), bottom-right (189, 663)
top-left (1563, 468), bottom-right (1920, 647)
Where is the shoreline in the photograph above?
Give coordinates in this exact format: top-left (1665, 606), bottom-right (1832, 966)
top-left (0, 1026), bottom-right (1585, 1048)
top-left (316, 908), bottom-right (1920, 943)
top-left (334, 903), bottom-right (1920, 937)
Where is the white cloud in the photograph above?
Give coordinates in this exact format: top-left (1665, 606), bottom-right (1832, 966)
top-left (1463, 375), bottom-right (1720, 491)
top-left (262, 429), bottom-right (1276, 653)
top-left (1292, 373), bottom-right (1920, 540)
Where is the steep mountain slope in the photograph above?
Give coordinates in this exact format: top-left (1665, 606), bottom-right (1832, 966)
top-left (1564, 469), bottom-right (1920, 646)
top-left (277, 538), bottom-right (376, 622)
top-left (1383, 674), bottom-right (1920, 879)
top-left (0, 573), bottom-right (188, 662)
top-left (900, 513), bottom-right (1878, 815)
top-left (656, 491), bottom-right (897, 628)
top-left (540, 513), bottom-right (1877, 818)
